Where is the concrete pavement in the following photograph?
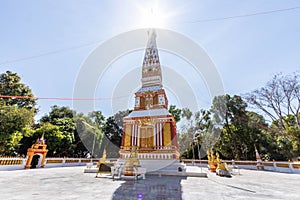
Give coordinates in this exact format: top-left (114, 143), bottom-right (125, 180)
top-left (0, 166), bottom-right (299, 200)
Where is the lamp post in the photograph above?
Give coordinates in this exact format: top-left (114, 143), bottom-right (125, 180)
top-left (193, 137), bottom-right (198, 157)
top-left (194, 130), bottom-right (201, 166)
top-left (82, 121), bottom-right (96, 163)
top-left (192, 141), bottom-right (195, 166)
top-left (91, 132), bottom-right (96, 161)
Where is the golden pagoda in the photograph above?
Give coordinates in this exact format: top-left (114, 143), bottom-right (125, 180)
top-left (119, 29), bottom-right (180, 172)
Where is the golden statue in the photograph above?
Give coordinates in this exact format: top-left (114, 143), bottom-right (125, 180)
top-left (215, 152), bottom-right (231, 177)
top-left (97, 149), bottom-right (107, 168)
top-left (124, 146), bottom-right (141, 176)
top-left (207, 150), bottom-right (211, 162)
top-left (100, 149), bottom-right (106, 163)
top-left (95, 149), bottom-right (113, 177)
top-left (207, 150), bottom-right (217, 172)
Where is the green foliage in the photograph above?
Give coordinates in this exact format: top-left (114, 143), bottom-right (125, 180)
top-left (35, 123), bottom-right (65, 156)
top-left (179, 95), bottom-right (272, 161)
top-left (0, 105), bottom-right (35, 155)
top-left (114, 109), bottom-right (132, 128)
top-left (1, 71), bottom-right (298, 161)
top-left (268, 114), bottom-right (300, 160)
top-left (0, 71), bottom-right (36, 155)
top-left (181, 108), bottom-right (193, 120)
top-left (178, 131), bottom-right (194, 156)
top-left (98, 110), bottom-right (131, 158)
top-left (75, 114), bottom-right (104, 158)
top-left (6, 131), bottom-right (23, 155)
top-left (40, 105), bottom-right (74, 123)
top-left (245, 72), bottom-right (300, 160)
top-left (102, 116), bottom-right (122, 157)
top-left (88, 111), bottom-right (105, 129)
top-left (169, 105), bottom-right (182, 123)
top-left (212, 95), bottom-right (266, 160)
top-left (37, 106), bottom-right (78, 157)
top-left (0, 71), bottom-right (36, 110)
top-left (177, 93), bottom-right (299, 161)
top-left (194, 109), bottom-right (211, 130)
top-left (178, 107), bottom-right (211, 158)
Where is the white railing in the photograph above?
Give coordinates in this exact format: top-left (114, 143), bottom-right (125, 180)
top-left (0, 157), bottom-right (101, 170)
top-left (1, 156), bottom-right (299, 174)
top-left (0, 157), bottom-right (26, 170)
top-left (182, 159), bottom-right (300, 174)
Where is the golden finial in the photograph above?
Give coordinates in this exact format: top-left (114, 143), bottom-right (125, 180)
top-left (40, 132), bottom-right (45, 141)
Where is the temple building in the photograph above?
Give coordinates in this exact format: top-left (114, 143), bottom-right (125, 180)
top-left (119, 29), bottom-right (180, 171)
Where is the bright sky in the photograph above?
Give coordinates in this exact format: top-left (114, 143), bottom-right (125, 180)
top-left (0, 0), bottom-right (299, 120)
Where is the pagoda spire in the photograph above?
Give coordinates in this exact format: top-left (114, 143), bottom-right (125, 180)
top-left (141, 29), bottom-right (162, 88)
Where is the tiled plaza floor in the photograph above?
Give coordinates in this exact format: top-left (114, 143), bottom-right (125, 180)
top-left (0, 166), bottom-right (299, 200)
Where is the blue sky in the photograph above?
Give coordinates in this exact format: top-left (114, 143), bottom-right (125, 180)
top-left (0, 0), bottom-right (299, 120)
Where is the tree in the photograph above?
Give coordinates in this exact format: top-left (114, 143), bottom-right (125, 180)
top-left (269, 114), bottom-right (300, 160)
top-left (178, 130), bottom-right (194, 157)
top-left (40, 105), bottom-right (74, 123)
top-left (39, 106), bottom-right (77, 157)
top-left (113, 109), bottom-right (132, 128)
top-left (245, 72), bottom-right (300, 131)
top-left (0, 71), bottom-right (36, 110)
top-left (176, 107), bottom-right (194, 156)
top-left (0, 71), bottom-right (36, 155)
top-left (179, 109), bottom-right (211, 158)
top-left (199, 95), bottom-right (227, 154)
top-left (194, 110), bottom-right (210, 129)
top-left (169, 105), bottom-right (182, 123)
top-left (28, 123), bottom-right (65, 157)
top-left (98, 110), bottom-right (132, 158)
top-left (245, 72), bottom-right (300, 160)
top-left (74, 116), bottom-right (103, 158)
top-left (181, 108), bottom-right (193, 120)
top-left (102, 116), bottom-right (123, 158)
top-left (0, 105), bottom-right (34, 155)
top-left (212, 95), bottom-right (268, 160)
top-left (88, 111), bottom-right (105, 130)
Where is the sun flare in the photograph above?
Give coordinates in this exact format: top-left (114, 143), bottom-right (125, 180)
top-left (136, 3), bottom-right (169, 28)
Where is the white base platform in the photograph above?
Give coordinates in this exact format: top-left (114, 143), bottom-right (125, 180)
top-left (115, 159), bottom-right (186, 173)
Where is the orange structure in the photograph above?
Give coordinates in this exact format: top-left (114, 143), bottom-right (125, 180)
top-left (25, 134), bottom-right (48, 169)
top-left (119, 29), bottom-right (180, 164)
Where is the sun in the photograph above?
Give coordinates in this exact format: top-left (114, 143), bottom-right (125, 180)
top-left (136, 3), bottom-right (169, 28)
top-left (141, 8), bottom-right (167, 28)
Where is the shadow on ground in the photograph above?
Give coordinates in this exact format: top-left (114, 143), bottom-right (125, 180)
top-left (112, 175), bottom-right (187, 200)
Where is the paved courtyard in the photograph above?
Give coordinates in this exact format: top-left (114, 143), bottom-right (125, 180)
top-left (0, 166), bottom-right (299, 200)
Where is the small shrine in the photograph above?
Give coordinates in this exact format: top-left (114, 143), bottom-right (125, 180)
top-left (25, 134), bottom-right (48, 169)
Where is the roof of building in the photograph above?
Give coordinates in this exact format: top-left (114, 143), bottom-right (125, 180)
top-left (137, 85), bottom-right (162, 92)
top-left (126, 108), bottom-right (171, 118)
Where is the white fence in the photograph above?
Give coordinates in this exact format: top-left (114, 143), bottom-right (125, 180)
top-left (182, 159), bottom-right (300, 174)
top-left (1, 157), bottom-right (300, 174)
top-left (0, 157), bottom-right (99, 171)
